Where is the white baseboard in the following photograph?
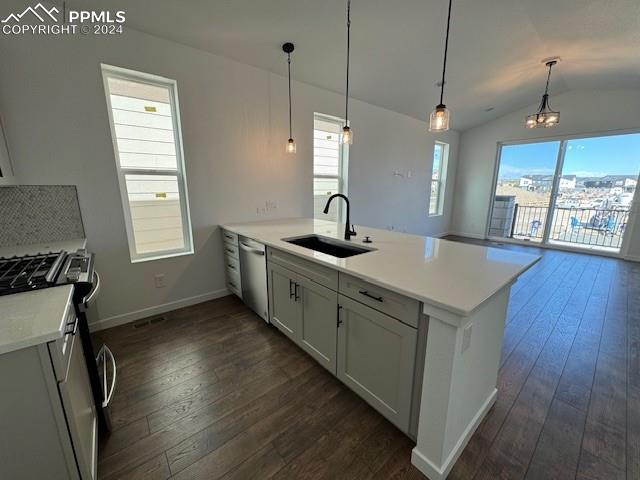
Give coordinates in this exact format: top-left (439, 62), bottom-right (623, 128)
top-left (625, 254), bottom-right (640, 263)
top-left (411, 388), bottom-right (497, 480)
top-left (90, 288), bottom-right (230, 332)
top-left (446, 230), bottom-right (486, 240)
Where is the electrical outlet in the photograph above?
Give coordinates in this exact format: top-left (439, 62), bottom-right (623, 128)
top-left (462, 323), bottom-right (473, 352)
top-left (154, 274), bottom-right (166, 288)
top-left (265, 200), bottom-right (278, 211)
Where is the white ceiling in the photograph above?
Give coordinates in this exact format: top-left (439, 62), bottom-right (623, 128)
top-left (62, 0), bottom-right (640, 130)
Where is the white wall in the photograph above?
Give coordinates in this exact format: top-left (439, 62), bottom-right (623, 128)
top-left (271, 76), bottom-right (459, 236)
top-left (450, 89), bottom-right (640, 259)
top-left (0, 28), bottom-right (458, 326)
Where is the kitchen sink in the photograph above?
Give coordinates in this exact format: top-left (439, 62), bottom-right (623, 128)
top-left (284, 235), bottom-right (373, 258)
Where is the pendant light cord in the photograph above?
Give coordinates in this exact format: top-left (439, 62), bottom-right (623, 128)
top-left (544, 62), bottom-right (553, 95)
top-left (287, 52), bottom-right (292, 139)
top-left (439, 0), bottom-right (453, 105)
top-left (345, 0), bottom-right (351, 124)
top-left (538, 61), bottom-right (555, 112)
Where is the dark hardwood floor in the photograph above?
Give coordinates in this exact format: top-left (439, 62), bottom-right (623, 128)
top-left (93, 240), bottom-right (639, 480)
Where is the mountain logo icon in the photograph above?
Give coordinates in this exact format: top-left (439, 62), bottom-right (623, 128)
top-left (1, 3), bottom-right (59, 23)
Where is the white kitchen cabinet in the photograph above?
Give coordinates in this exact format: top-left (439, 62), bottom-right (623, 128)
top-left (0, 303), bottom-right (97, 479)
top-left (268, 261), bottom-right (338, 374)
top-left (265, 245), bottom-right (423, 434)
top-left (337, 294), bottom-right (417, 432)
top-left (299, 275), bottom-right (338, 374)
top-left (268, 261), bottom-right (301, 342)
top-left (221, 229), bottom-right (242, 298)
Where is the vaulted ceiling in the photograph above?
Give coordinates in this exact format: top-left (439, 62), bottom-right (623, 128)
top-left (58, 0), bottom-right (640, 130)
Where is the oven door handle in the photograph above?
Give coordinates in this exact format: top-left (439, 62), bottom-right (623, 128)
top-left (96, 344), bottom-right (117, 408)
top-left (82, 271), bottom-right (100, 309)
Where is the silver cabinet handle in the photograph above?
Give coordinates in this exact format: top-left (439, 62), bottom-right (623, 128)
top-left (96, 345), bottom-right (117, 408)
top-left (83, 271), bottom-right (101, 308)
top-left (239, 243), bottom-right (265, 255)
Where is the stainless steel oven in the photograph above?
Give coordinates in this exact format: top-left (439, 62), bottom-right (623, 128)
top-left (76, 270), bottom-right (116, 432)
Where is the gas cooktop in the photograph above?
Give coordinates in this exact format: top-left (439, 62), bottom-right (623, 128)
top-left (0, 250), bottom-right (94, 297)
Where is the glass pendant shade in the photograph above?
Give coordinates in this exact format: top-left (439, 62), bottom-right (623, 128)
top-left (525, 111), bottom-right (560, 129)
top-left (342, 125), bottom-right (353, 145)
top-left (429, 104), bottom-right (450, 132)
top-left (286, 138), bottom-right (297, 153)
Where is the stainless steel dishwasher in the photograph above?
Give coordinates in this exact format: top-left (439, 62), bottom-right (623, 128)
top-left (238, 236), bottom-right (269, 322)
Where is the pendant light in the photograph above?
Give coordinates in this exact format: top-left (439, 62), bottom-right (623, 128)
top-left (429, 0), bottom-right (453, 132)
top-left (342, 0), bottom-right (353, 144)
top-left (525, 59), bottom-right (560, 129)
top-left (283, 42), bottom-right (296, 153)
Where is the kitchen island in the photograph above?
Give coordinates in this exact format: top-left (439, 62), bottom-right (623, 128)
top-left (221, 218), bottom-right (540, 480)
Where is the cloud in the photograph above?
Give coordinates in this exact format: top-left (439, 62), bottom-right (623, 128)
top-left (498, 164), bottom-right (554, 179)
top-left (567, 170), bottom-right (609, 177)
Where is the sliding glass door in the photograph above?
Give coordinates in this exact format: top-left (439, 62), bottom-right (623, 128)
top-left (489, 132), bottom-right (640, 254)
top-left (490, 140), bottom-right (561, 243)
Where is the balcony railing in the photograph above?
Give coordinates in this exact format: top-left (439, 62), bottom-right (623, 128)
top-left (510, 205), bottom-right (630, 249)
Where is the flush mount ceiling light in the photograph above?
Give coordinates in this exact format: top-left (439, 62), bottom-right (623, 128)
top-left (341, 0), bottom-right (353, 145)
top-left (525, 59), bottom-right (560, 129)
top-left (429, 0), bottom-right (454, 132)
top-left (283, 42), bottom-right (296, 153)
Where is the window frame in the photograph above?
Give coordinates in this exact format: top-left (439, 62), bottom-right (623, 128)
top-left (429, 141), bottom-right (449, 217)
top-left (313, 112), bottom-right (349, 223)
top-left (101, 64), bottom-right (194, 263)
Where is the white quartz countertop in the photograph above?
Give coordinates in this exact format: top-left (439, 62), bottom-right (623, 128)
top-left (0, 238), bottom-right (86, 355)
top-left (222, 219), bottom-right (540, 316)
top-left (0, 286), bottom-right (74, 354)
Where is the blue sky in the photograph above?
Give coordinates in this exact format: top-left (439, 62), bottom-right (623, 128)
top-left (498, 133), bottom-right (640, 179)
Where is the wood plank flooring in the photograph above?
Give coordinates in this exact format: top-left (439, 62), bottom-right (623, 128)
top-left (93, 240), bottom-right (638, 479)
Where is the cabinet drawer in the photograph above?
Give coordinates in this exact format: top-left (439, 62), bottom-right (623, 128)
top-left (224, 255), bottom-right (240, 275)
top-left (339, 273), bottom-right (420, 328)
top-left (267, 247), bottom-right (338, 290)
top-left (222, 229), bottom-right (238, 246)
top-left (227, 272), bottom-right (242, 298)
top-left (223, 243), bottom-right (239, 260)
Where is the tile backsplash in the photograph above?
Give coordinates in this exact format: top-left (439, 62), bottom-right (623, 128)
top-left (0, 185), bottom-right (85, 247)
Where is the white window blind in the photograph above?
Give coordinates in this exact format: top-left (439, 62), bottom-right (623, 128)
top-left (429, 142), bottom-right (449, 216)
top-left (102, 65), bottom-right (193, 262)
top-left (313, 113), bottom-right (348, 222)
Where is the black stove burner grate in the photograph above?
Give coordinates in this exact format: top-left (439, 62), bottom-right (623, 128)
top-left (0, 251), bottom-right (65, 295)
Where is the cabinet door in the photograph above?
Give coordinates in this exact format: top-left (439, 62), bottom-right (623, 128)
top-left (268, 262), bottom-right (301, 342)
top-left (299, 276), bottom-right (338, 375)
top-left (337, 294), bottom-right (417, 432)
top-left (59, 335), bottom-right (98, 479)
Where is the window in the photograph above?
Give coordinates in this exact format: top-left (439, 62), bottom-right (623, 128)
top-left (313, 113), bottom-right (349, 222)
top-left (429, 142), bottom-right (449, 216)
top-left (102, 65), bottom-right (193, 262)
top-left (489, 132), bottom-right (640, 253)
